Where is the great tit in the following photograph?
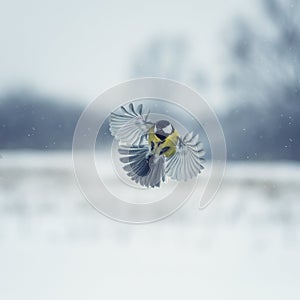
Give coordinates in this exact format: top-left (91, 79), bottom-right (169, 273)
top-left (109, 103), bottom-right (205, 188)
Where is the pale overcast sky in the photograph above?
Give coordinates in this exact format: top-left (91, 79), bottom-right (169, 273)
top-left (0, 0), bottom-right (260, 109)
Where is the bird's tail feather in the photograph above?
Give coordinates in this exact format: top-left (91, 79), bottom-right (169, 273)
top-left (118, 145), bottom-right (165, 188)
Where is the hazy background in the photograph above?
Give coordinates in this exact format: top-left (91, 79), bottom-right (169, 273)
top-left (0, 0), bottom-right (300, 299)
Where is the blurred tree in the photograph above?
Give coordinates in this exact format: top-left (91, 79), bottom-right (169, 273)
top-left (223, 0), bottom-right (300, 160)
top-left (130, 36), bottom-right (189, 80)
top-left (0, 90), bottom-right (82, 150)
top-left (130, 36), bottom-right (209, 92)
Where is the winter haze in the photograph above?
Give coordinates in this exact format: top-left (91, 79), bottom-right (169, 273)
top-left (0, 0), bottom-right (300, 299)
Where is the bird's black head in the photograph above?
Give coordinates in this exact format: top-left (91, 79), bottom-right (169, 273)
top-left (154, 120), bottom-right (174, 141)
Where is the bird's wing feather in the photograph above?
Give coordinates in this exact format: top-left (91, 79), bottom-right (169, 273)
top-left (118, 144), bottom-right (166, 188)
top-left (166, 132), bottom-right (205, 181)
top-left (109, 103), bottom-right (153, 145)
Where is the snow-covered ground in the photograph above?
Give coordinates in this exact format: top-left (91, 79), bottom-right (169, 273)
top-left (0, 151), bottom-right (300, 300)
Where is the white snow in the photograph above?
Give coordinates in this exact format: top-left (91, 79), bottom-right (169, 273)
top-left (0, 151), bottom-right (300, 300)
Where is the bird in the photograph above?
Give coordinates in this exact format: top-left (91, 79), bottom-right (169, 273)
top-left (109, 103), bottom-right (205, 188)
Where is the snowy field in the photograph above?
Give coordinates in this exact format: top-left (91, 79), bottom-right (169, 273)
top-left (0, 151), bottom-right (300, 300)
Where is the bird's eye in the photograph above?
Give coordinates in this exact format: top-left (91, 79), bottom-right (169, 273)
top-left (160, 147), bottom-right (170, 155)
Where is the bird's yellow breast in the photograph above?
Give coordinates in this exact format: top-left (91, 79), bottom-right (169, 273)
top-left (148, 127), bottom-right (179, 157)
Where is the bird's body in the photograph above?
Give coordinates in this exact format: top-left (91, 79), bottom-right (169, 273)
top-left (109, 103), bottom-right (205, 188)
top-left (148, 122), bottom-right (179, 158)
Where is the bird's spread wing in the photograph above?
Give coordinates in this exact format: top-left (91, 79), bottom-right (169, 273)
top-left (109, 103), bottom-right (153, 145)
top-left (166, 132), bottom-right (205, 181)
top-left (119, 144), bottom-right (166, 188)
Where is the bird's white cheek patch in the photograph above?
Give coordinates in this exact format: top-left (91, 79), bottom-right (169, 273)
top-left (163, 124), bottom-right (173, 134)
